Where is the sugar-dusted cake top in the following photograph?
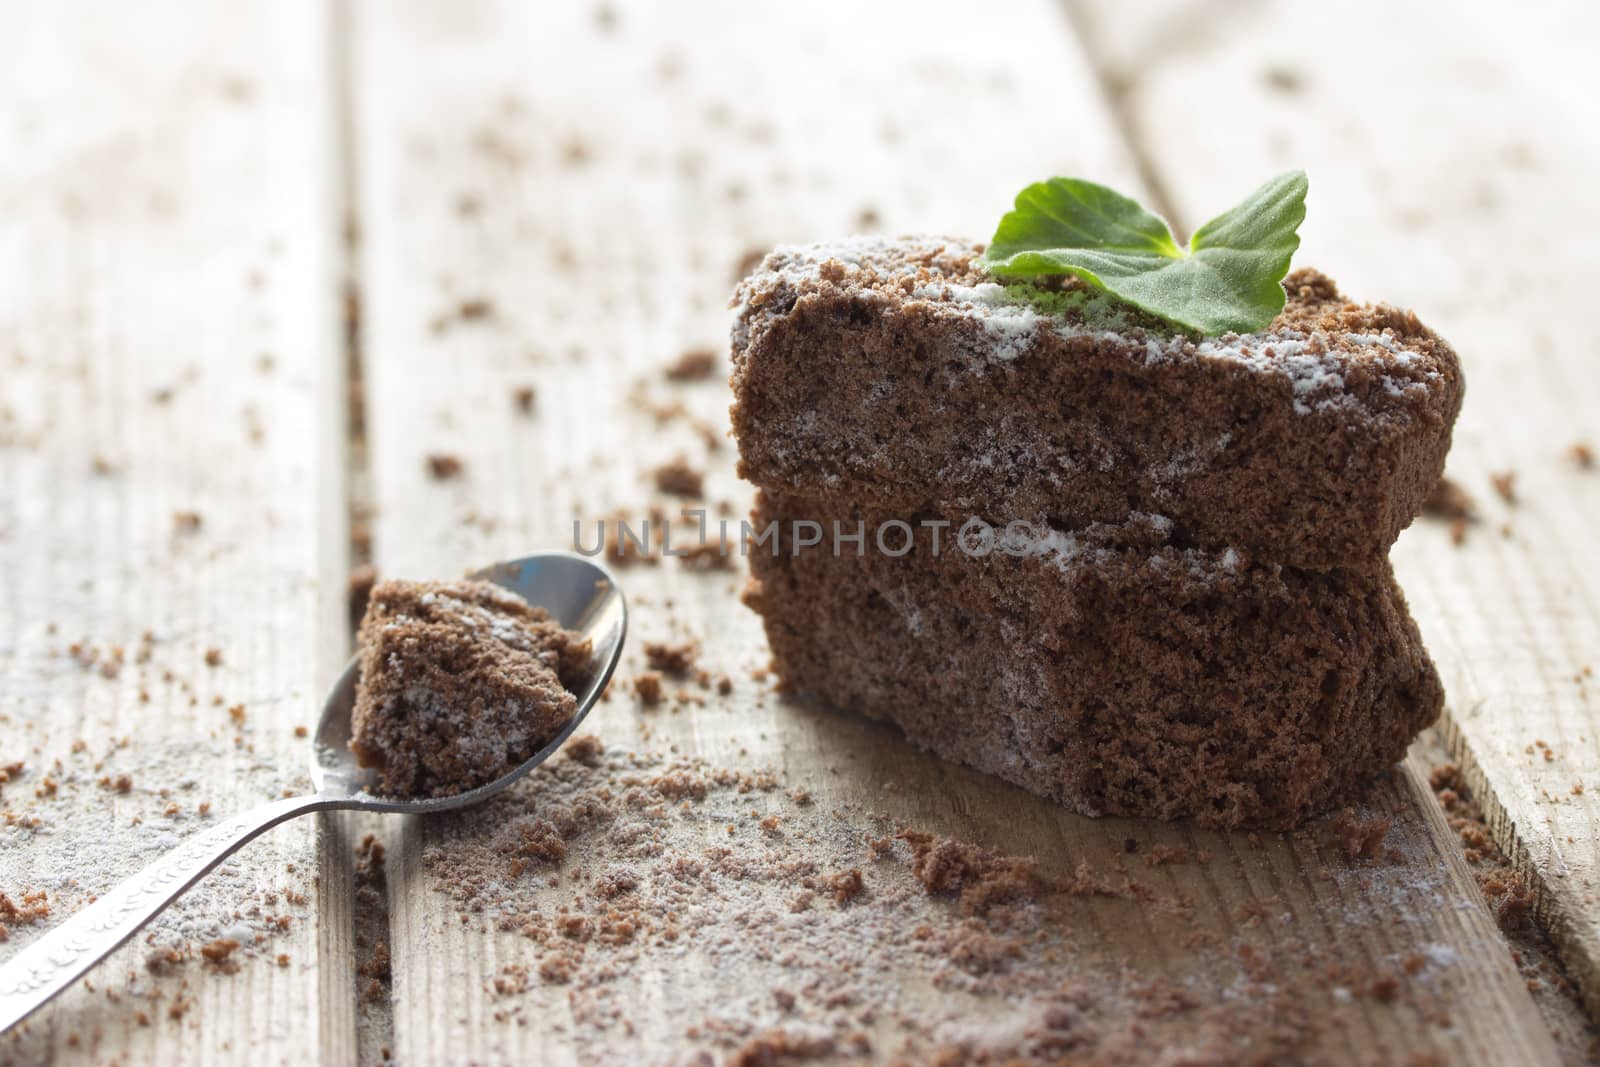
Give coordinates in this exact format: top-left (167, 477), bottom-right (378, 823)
top-left (732, 236), bottom-right (1455, 416)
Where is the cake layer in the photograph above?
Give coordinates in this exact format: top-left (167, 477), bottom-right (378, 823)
top-left (730, 237), bottom-right (1462, 571)
top-left (743, 490), bottom-right (1442, 829)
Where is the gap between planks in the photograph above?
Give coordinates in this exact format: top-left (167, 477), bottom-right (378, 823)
top-left (327, 0), bottom-right (400, 1061)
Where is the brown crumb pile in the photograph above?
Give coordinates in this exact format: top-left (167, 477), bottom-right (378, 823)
top-left (896, 830), bottom-right (1048, 917)
top-left (1423, 758), bottom-right (1600, 1062)
top-left (652, 456), bottom-right (704, 498)
top-left (349, 579), bottom-right (592, 798)
top-left (1428, 763), bottom-right (1535, 931)
top-left (400, 743), bottom-right (1505, 1064)
top-left (351, 833), bottom-right (396, 1019)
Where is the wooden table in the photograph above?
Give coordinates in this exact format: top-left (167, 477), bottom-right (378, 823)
top-left (1, 0), bottom-right (1595, 1063)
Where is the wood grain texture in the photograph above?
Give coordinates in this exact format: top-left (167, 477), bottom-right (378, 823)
top-left (352, 0), bottom-right (1558, 1061)
top-left (1068, 0), bottom-right (1600, 1023)
top-left (0, 2), bottom-right (355, 1063)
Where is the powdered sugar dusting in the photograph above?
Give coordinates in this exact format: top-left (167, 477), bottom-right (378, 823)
top-left (388, 742), bottom-right (1491, 1064)
top-left (734, 236), bottom-right (1441, 417)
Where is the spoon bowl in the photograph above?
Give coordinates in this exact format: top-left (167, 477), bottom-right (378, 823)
top-left (0, 552), bottom-right (626, 1033)
top-left (311, 552), bottom-right (628, 811)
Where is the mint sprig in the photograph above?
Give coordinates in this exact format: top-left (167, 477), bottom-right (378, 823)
top-left (978, 171), bottom-right (1307, 336)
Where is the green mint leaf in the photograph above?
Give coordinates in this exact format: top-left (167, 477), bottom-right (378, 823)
top-left (978, 170), bottom-right (1308, 336)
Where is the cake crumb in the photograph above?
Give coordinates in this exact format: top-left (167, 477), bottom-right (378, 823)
top-left (602, 509), bottom-right (662, 568)
top-left (633, 671), bottom-right (663, 706)
top-left (565, 733), bottom-right (604, 765)
top-left (652, 456), bottom-right (704, 498)
top-left (1422, 476), bottom-right (1475, 522)
top-left (200, 938), bottom-right (241, 971)
top-left (512, 385), bottom-right (537, 414)
top-left (1330, 808), bottom-right (1391, 860)
top-left (145, 945), bottom-right (185, 973)
top-left (664, 347), bottom-right (718, 382)
top-left (1367, 972), bottom-right (1401, 1002)
top-left (824, 868), bottom-right (865, 905)
top-left (458, 298), bottom-right (494, 321)
top-left (643, 640), bottom-right (698, 675)
top-left (539, 952), bottom-right (576, 984)
top-left (1568, 441), bottom-right (1594, 469)
top-left (1489, 470), bottom-right (1516, 504)
top-left (427, 453), bottom-right (465, 480)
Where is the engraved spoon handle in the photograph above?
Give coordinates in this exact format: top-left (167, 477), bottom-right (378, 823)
top-left (0, 793), bottom-right (334, 1035)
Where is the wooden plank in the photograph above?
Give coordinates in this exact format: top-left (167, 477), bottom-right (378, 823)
top-left (351, 0), bottom-right (1557, 1061)
top-left (1068, 0), bottom-right (1600, 1023)
top-left (0, 3), bottom-right (356, 1063)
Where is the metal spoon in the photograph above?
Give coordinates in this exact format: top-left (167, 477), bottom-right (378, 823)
top-left (0, 552), bottom-right (626, 1035)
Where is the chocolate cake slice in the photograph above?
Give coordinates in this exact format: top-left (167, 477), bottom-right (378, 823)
top-left (743, 491), bottom-right (1442, 830)
top-left (350, 578), bottom-right (592, 798)
top-left (731, 237), bottom-right (1462, 572)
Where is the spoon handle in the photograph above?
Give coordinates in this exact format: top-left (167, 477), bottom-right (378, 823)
top-left (0, 793), bottom-right (335, 1035)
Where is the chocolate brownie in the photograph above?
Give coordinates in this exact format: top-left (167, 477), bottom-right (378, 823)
top-left (742, 490), bottom-right (1442, 829)
top-left (730, 237), bottom-right (1462, 571)
top-left (350, 579), bottom-right (592, 798)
